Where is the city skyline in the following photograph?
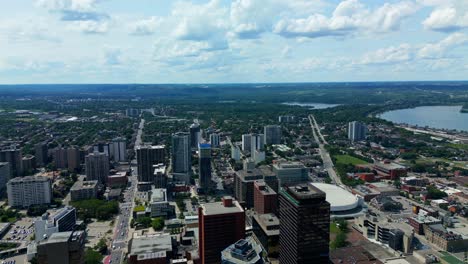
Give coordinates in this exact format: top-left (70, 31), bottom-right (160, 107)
top-left (0, 0), bottom-right (467, 84)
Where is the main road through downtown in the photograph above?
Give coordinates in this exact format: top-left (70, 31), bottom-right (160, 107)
top-left (105, 119), bottom-right (144, 264)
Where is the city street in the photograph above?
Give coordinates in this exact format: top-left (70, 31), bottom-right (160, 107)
top-left (309, 114), bottom-right (342, 186)
top-left (105, 118), bottom-right (144, 264)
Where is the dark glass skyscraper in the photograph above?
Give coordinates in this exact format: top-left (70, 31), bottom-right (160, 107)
top-left (279, 183), bottom-right (330, 264)
top-left (136, 145), bottom-right (165, 183)
top-left (171, 132), bottom-right (191, 174)
top-left (198, 143), bottom-right (211, 191)
top-left (190, 123), bottom-right (201, 149)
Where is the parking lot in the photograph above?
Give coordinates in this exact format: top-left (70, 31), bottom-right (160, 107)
top-left (0, 254), bottom-right (25, 264)
top-left (86, 220), bottom-right (113, 247)
top-left (3, 219), bottom-right (34, 242)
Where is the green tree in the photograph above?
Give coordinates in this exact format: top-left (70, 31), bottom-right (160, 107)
top-left (331, 232), bottom-right (348, 249)
top-left (95, 238), bottom-right (108, 254)
top-left (152, 217), bottom-right (165, 231)
top-left (85, 249), bottom-right (103, 264)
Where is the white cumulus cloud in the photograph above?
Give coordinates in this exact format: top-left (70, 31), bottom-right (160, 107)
top-left (129, 17), bottom-right (162, 36)
top-left (274, 0), bottom-right (418, 38)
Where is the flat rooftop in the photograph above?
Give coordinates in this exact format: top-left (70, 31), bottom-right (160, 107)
top-left (283, 183), bottom-right (326, 201)
top-left (255, 181), bottom-right (276, 195)
top-left (130, 233), bottom-right (173, 256)
top-left (137, 145), bottom-right (165, 150)
top-left (253, 213), bottom-right (279, 236)
top-left (70, 180), bottom-right (98, 190)
top-left (237, 169), bottom-right (263, 181)
top-left (200, 199), bottom-right (244, 216)
top-left (374, 162), bottom-right (406, 170)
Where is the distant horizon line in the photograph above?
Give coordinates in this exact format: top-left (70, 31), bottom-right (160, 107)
top-left (0, 80), bottom-right (468, 86)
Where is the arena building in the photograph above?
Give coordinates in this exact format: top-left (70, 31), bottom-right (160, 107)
top-left (312, 183), bottom-right (366, 219)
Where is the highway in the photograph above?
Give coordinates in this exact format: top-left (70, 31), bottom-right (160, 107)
top-left (106, 119), bottom-right (144, 264)
top-left (308, 114), bottom-right (342, 186)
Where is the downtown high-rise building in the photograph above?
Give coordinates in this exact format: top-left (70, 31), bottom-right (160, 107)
top-left (0, 148), bottom-right (23, 178)
top-left (35, 142), bottom-right (48, 167)
top-left (53, 148), bottom-right (68, 169)
top-left (0, 162), bottom-right (10, 194)
top-left (171, 132), bottom-right (191, 174)
top-left (66, 147), bottom-right (80, 172)
top-left (348, 121), bottom-right (367, 142)
top-left (250, 133), bottom-right (265, 153)
top-left (209, 133), bottom-right (220, 148)
top-left (136, 145), bottom-right (165, 183)
top-left (190, 123), bottom-right (201, 149)
top-left (241, 134), bottom-right (252, 152)
top-left (7, 176), bottom-right (52, 207)
top-left (264, 125), bottom-right (282, 145)
top-left (279, 183), bottom-right (330, 264)
top-left (110, 137), bottom-right (127, 162)
top-left (85, 152), bottom-right (109, 184)
top-left (199, 197), bottom-right (245, 264)
top-left (198, 143), bottom-right (211, 191)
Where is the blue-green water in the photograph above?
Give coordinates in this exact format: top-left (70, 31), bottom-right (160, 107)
top-left (282, 102), bottom-right (340, 109)
top-left (380, 105), bottom-right (468, 132)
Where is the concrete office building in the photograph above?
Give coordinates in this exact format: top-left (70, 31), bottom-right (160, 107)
top-left (221, 237), bottom-right (266, 264)
top-left (7, 176), bottom-right (52, 207)
top-left (35, 142), bottom-right (48, 167)
top-left (273, 161), bottom-right (309, 186)
top-left (231, 144), bottom-right (241, 162)
top-left (137, 145), bottom-right (165, 183)
top-left (35, 206), bottom-right (77, 242)
top-left (128, 233), bottom-right (175, 264)
top-left (355, 214), bottom-right (414, 254)
top-left (0, 162), bottom-right (10, 194)
top-left (22, 155), bottom-right (36, 174)
top-left (154, 163), bottom-right (167, 188)
top-left (70, 180), bottom-right (98, 201)
top-left (67, 147), bottom-right (80, 172)
top-left (85, 152), bottom-right (109, 184)
top-left (252, 213), bottom-right (280, 258)
top-left (0, 148), bottom-right (22, 177)
top-left (254, 180), bottom-right (278, 215)
top-left (250, 134), bottom-right (265, 153)
top-left (242, 134), bottom-right (252, 153)
top-left (54, 147), bottom-right (68, 169)
top-left (149, 188), bottom-right (174, 218)
top-left (190, 123), bottom-right (201, 149)
top-left (348, 121), bottom-right (367, 142)
top-left (92, 142), bottom-right (110, 156)
top-left (198, 143), bottom-right (212, 191)
top-left (110, 137), bottom-right (127, 162)
top-left (235, 169), bottom-right (263, 208)
top-left (172, 132), bottom-right (191, 174)
top-left (278, 115), bottom-right (295, 123)
top-left (36, 230), bottom-right (86, 264)
top-left (264, 125), bottom-right (281, 145)
top-left (199, 197), bottom-right (245, 264)
top-left (279, 184), bottom-right (330, 264)
top-left (209, 133), bottom-right (220, 148)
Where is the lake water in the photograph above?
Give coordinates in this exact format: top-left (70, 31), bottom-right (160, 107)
top-left (282, 102), bottom-right (340, 109)
top-left (380, 105), bottom-right (468, 132)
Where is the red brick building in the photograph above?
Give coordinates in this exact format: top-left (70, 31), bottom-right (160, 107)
top-left (198, 197), bottom-right (245, 264)
top-left (373, 161), bottom-right (407, 180)
top-left (253, 180), bottom-right (278, 215)
top-left (107, 172), bottom-right (128, 188)
top-left (356, 173), bottom-right (375, 182)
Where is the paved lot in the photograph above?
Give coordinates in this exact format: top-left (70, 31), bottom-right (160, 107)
top-left (3, 219), bottom-right (34, 243)
top-left (86, 220), bottom-right (113, 247)
top-left (0, 253), bottom-right (26, 264)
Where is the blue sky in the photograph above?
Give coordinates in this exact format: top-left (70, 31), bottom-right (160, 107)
top-left (0, 0), bottom-right (467, 84)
